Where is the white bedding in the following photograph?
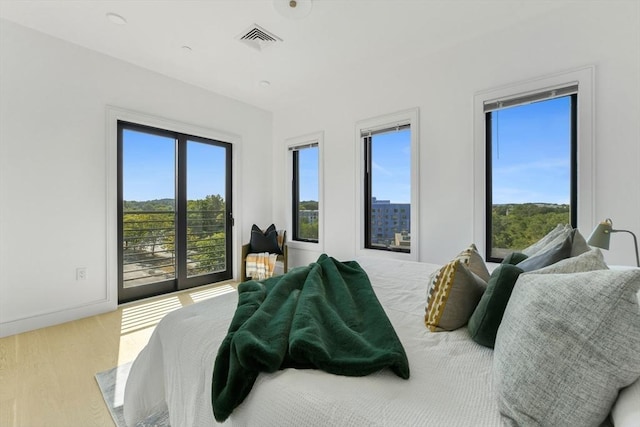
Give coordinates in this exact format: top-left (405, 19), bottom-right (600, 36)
top-left (123, 257), bottom-right (501, 427)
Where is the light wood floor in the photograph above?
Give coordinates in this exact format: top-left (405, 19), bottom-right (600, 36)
top-left (0, 281), bottom-right (237, 427)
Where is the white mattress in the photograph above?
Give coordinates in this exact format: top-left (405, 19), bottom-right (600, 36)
top-left (123, 256), bottom-right (501, 427)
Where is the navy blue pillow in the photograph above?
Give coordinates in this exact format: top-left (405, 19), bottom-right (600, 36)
top-left (249, 224), bottom-right (281, 254)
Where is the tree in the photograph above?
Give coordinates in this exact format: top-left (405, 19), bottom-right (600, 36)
top-left (491, 203), bottom-right (570, 251)
top-left (187, 194), bottom-right (226, 235)
top-left (299, 200), bottom-right (318, 210)
top-left (190, 232), bottom-right (226, 274)
top-left (123, 194), bottom-right (228, 273)
top-left (123, 212), bottom-right (174, 255)
top-left (299, 219), bottom-right (319, 240)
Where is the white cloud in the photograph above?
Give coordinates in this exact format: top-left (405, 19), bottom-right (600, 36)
top-left (493, 157), bottom-right (568, 175)
top-left (372, 161), bottom-right (393, 176)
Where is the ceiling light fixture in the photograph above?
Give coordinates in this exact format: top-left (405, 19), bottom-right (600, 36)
top-left (181, 45), bottom-right (193, 53)
top-left (273, 0), bottom-right (312, 20)
top-left (259, 80), bottom-right (271, 88)
top-left (106, 12), bottom-right (127, 25)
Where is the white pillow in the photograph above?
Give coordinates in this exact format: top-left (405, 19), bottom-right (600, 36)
top-left (612, 378), bottom-right (640, 427)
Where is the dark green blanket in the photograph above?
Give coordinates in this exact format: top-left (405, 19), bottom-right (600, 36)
top-left (212, 254), bottom-right (410, 422)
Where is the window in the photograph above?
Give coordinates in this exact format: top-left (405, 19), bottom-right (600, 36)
top-left (474, 67), bottom-right (595, 262)
top-left (485, 89), bottom-right (577, 261)
top-left (288, 132), bottom-right (323, 247)
top-left (118, 121), bottom-right (233, 303)
top-left (357, 108), bottom-right (419, 259)
top-left (292, 142), bottom-right (319, 242)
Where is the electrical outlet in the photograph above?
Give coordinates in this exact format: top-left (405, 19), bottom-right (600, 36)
top-left (76, 267), bottom-right (87, 281)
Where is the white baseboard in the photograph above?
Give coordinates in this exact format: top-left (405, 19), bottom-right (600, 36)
top-left (0, 298), bottom-right (117, 338)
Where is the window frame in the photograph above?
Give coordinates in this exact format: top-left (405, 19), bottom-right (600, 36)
top-left (356, 108), bottom-right (420, 261)
top-left (291, 143), bottom-right (320, 244)
top-left (106, 107), bottom-right (242, 300)
top-left (484, 94), bottom-right (578, 262)
top-left (117, 120), bottom-right (234, 303)
top-left (286, 131), bottom-right (324, 251)
top-left (473, 66), bottom-right (595, 260)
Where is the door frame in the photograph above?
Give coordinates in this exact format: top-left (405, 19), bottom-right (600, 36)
top-left (106, 107), bottom-right (242, 305)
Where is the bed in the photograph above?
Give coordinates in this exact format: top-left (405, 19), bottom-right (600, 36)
top-left (123, 247), bottom-right (640, 427)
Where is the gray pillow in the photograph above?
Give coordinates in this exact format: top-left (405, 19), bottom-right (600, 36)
top-left (516, 234), bottom-right (572, 272)
top-left (521, 224), bottom-right (570, 256)
top-left (526, 248), bottom-right (608, 274)
top-left (570, 228), bottom-right (591, 257)
top-left (493, 269), bottom-right (640, 427)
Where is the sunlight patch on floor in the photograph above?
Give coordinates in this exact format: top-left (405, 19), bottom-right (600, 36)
top-left (116, 284), bottom-right (236, 366)
top-left (120, 296), bottom-right (183, 335)
top-left (188, 284), bottom-right (235, 303)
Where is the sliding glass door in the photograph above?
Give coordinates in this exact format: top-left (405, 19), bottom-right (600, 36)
top-left (118, 122), bottom-right (232, 303)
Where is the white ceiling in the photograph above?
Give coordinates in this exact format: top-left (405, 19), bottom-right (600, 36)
top-left (0, 0), bottom-right (567, 112)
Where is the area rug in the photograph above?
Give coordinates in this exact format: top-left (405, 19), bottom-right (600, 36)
top-left (95, 362), bottom-right (170, 427)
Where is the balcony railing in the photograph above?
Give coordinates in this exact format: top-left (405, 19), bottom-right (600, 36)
top-left (122, 210), bottom-right (227, 287)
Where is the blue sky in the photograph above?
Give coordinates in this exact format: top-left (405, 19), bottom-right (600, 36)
top-left (122, 130), bottom-right (175, 201)
top-left (371, 129), bottom-right (411, 204)
top-left (123, 96), bottom-right (570, 206)
top-left (297, 146), bottom-right (319, 201)
top-left (491, 96), bottom-right (571, 205)
top-left (122, 129), bottom-right (227, 201)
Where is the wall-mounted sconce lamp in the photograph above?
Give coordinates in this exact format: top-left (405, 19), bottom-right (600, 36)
top-left (587, 218), bottom-right (640, 267)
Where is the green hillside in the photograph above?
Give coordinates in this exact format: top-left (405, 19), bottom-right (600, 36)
top-left (492, 203), bottom-right (570, 251)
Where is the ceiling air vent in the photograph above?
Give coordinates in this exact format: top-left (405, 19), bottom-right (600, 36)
top-left (236, 24), bottom-right (283, 51)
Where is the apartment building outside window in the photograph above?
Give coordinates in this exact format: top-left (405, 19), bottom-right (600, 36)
top-left (357, 108), bottom-right (419, 259)
top-left (288, 132), bottom-right (323, 248)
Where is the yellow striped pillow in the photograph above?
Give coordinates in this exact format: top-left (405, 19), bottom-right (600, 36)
top-left (425, 257), bottom-right (488, 332)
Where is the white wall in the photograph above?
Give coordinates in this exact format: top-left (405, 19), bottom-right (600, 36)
top-left (2, 2), bottom-right (639, 337)
top-left (0, 20), bottom-right (273, 337)
top-left (272, 2), bottom-right (640, 268)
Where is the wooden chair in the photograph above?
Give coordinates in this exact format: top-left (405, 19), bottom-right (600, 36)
top-left (240, 229), bottom-right (288, 282)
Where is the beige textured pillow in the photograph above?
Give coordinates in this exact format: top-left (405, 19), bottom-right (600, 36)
top-left (455, 243), bottom-right (490, 281)
top-left (425, 259), bottom-right (487, 332)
